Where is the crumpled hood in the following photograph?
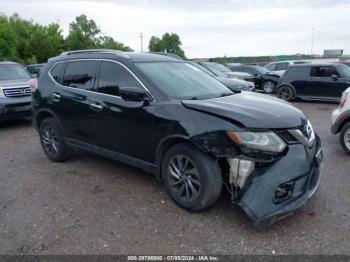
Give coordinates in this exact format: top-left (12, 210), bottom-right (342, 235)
top-left (181, 92), bottom-right (306, 129)
top-left (0, 79), bottom-right (30, 89)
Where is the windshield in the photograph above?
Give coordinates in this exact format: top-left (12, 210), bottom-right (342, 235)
top-left (0, 64), bottom-right (31, 81)
top-left (136, 62), bottom-right (232, 99)
top-left (189, 62), bottom-right (215, 77)
top-left (337, 64), bottom-right (350, 78)
top-left (203, 62), bottom-right (231, 73)
top-left (255, 66), bottom-right (271, 75)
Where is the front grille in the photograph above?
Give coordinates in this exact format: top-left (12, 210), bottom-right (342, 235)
top-left (3, 87), bottom-right (31, 98)
top-left (277, 130), bottom-right (298, 144)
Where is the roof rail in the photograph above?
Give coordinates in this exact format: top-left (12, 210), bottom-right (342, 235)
top-left (60, 49), bottom-right (130, 58)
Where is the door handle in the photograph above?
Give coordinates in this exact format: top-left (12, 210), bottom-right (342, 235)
top-left (52, 93), bottom-right (61, 100)
top-left (90, 103), bottom-right (103, 111)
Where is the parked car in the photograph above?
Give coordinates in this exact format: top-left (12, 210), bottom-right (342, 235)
top-left (331, 87), bottom-right (350, 154)
top-left (199, 61), bottom-right (253, 80)
top-left (0, 61), bottom-right (33, 121)
top-left (229, 65), bottom-right (280, 94)
top-left (265, 61), bottom-right (310, 76)
top-left (189, 62), bottom-right (255, 92)
top-left (276, 63), bottom-right (350, 102)
top-left (33, 49), bottom-right (323, 229)
top-left (26, 63), bottom-right (46, 77)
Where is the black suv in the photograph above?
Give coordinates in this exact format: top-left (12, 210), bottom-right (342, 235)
top-left (229, 65), bottom-right (280, 94)
top-left (276, 63), bottom-right (350, 102)
top-left (33, 50), bottom-right (323, 229)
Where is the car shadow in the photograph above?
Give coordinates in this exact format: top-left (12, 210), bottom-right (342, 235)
top-left (0, 118), bottom-right (32, 129)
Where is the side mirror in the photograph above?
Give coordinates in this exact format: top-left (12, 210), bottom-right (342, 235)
top-left (331, 74), bottom-right (339, 81)
top-left (119, 86), bottom-right (148, 102)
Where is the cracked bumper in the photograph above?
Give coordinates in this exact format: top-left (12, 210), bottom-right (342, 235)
top-left (235, 136), bottom-right (323, 229)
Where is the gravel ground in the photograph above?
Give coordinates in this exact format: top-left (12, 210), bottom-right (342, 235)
top-left (0, 101), bottom-right (349, 255)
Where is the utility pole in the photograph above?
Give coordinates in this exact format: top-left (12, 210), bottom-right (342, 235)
top-left (140, 33), bottom-right (144, 52)
top-left (310, 26), bottom-right (315, 57)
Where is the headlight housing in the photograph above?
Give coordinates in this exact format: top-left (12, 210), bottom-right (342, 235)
top-left (0, 88), bottom-right (4, 97)
top-left (226, 131), bottom-right (286, 154)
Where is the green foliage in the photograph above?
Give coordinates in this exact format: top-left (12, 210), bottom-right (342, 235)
top-left (0, 13), bottom-right (132, 64)
top-left (0, 15), bottom-right (17, 60)
top-left (149, 33), bottom-right (186, 58)
top-left (97, 36), bottom-right (133, 51)
top-left (66, 14), bottom-right (101, 50)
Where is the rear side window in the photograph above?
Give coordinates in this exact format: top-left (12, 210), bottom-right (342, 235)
top-left (97, 61), bottom-right (141, 96)
top-left (311, 66), bottom-right (340, 77)
top-left (285, 67), bottom-right (310, 78)
top-left (50, 63), bottom-right (65, 83)
top-left (62, 61), bottom-right (97, 90)
top-left (275, 62), bottom-right (289, 71)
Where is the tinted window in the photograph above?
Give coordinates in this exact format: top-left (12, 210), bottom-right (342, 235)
top-left (275, 62), bottom-right (289, 71)
top-left (63, 61), bottom-right (97, 90)
top-left (311, 66), bottom-right (340, 77)
top-left (50, 63), bottom-right (65, 83)
top-left (286, 66), bottom-right (310, 78)
top-left (98, 61), bottom-right (141, 96)
top-left (0, 64), bottom-right (30, 81)
top-left (337, 64), bottom-right (350, 78)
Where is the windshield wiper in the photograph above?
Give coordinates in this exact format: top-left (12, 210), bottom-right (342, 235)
top-left (217, 92), bottom-right (233, 98)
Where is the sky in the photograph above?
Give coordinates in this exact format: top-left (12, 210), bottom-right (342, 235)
top-left (0, 0), bottom-right (349, 58)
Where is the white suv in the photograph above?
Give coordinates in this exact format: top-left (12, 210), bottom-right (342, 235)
top-left (265, 61), bottom-right (310, 76)
top-left (331, 87), bottom-right (350, 154)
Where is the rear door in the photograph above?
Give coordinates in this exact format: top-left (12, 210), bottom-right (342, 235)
top-left (52, 60), bottom-right (98, 143)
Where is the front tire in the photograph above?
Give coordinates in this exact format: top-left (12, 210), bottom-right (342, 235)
top-left (263, 80), bottom-right (276, 94)
top-left (162, 143), bottom-right (222, 211)
top-left (39, 118), bottom-right (72, 162)
top-left (340, 122), bottom-right (350, 155)
top-left (276, 85), bottom-right (294, 101)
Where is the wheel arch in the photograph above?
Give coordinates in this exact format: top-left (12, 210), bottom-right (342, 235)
top-left (155, 135), bottom-right (198, 179)
top-left (34, 109), bottom-right (63, 133)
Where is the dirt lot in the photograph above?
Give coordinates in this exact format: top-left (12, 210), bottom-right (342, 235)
top-left (0, 101), bottom-right (349, 255)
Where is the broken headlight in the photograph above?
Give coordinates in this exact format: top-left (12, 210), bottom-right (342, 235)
top-left (226, 131), bottom-right (286, 154)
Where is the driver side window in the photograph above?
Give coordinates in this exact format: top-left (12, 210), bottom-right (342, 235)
top-left (98, 61), bottom-right (141, 96)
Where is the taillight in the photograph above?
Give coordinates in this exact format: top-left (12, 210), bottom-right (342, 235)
top-left (339, 92), bottom-right (348, 109)
top-left (30, 78), bottom-right (38, 93)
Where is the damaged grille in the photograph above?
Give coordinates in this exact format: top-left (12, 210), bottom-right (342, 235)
top-left (276, 130), bottom-right (298, 144)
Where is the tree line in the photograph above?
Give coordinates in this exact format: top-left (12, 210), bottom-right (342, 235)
top-left (0, 13), bottom-right (132, 65)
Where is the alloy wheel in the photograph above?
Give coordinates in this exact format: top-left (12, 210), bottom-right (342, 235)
top-left (278, 86), bottom-right (293, 101)
top-left (41, 125), bottom-right (59, 154)
top-left (263, 81), bottom-right (275, 94)
top-left (344, 128), bottom-right (350, 151)
top-left (168, 155), bottom-right (201, 202)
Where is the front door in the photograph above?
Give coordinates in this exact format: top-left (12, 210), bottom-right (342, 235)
top-left (88, 60), bottom-right (159, 163)
top-left (310, 66), bottom-right (347, 99)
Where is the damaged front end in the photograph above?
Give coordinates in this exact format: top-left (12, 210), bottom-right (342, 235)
top-left (191, 121), bottom-right (323, 229)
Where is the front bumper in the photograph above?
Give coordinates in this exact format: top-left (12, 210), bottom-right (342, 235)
top-left (235, 135), bottom-right (323, 229)
top-left (0, 96), bottom-right (32, 120)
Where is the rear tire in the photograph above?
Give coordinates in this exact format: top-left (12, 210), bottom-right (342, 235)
top-left (276, 85), bottom-right (294, 101)
top-left (39, 118), bottom-right (72, 162)
top-left (162, 143), bottom-right (222, 211)
top-left (340, 122), bottom-right (350, 155)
